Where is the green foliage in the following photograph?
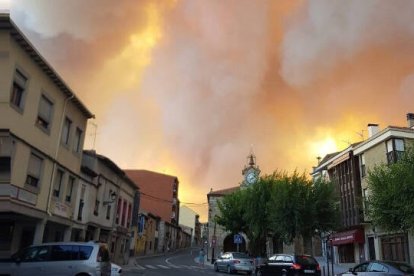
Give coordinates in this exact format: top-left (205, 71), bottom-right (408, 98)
top-left (216, 170), bottom-right (339, 255)
top-left (367, 148), bottom-right (414, 232)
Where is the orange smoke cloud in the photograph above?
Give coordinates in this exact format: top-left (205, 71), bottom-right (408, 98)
top-left (10, 0), bottom-right (414, 221)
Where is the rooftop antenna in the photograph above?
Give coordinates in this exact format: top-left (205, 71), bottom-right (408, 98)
top-left (355, 130), bottom-right (365, 140)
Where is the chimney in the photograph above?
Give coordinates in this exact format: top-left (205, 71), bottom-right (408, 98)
top-left (407, 113), bottom-right (414, 129)
top-left (367, 124), bottom-right (380, 138)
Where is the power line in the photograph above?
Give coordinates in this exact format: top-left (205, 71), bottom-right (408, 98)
top-left (139, 191), bottom-right (207, 206)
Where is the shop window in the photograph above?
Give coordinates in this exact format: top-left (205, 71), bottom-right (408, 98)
top-left (338, 243), bottom-right (355, 263)
top-left (0, 221), bottom-right (14, 250)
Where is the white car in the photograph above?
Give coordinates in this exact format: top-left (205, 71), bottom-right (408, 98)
top-left (111, 263), bottom-right (122, 276)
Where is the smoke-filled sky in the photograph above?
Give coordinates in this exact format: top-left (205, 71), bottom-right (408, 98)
top-left (7, 0), bottom-right (414, 221)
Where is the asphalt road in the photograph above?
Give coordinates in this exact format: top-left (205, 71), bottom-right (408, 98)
top-left (122, 248), bottom-right (237, 276)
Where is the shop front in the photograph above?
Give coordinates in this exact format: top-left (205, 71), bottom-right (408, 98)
top-left (331, 228), bottom-right (365, 264)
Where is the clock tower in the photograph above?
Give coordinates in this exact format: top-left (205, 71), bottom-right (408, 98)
top-left (241, 151), bottom-right (260, 187)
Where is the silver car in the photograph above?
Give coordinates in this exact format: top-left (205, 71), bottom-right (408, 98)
top-left (214, 252), bottom-right (254, 275)
top-left (0, 241), bottom-right (111, 276)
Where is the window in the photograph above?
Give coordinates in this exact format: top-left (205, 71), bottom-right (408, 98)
top-left (77, 185), bottom-right (86, 221)
top-left (387, 138), bottom-right (405, 164)
top-left (66, 176), bottom-right (75, 202)
top-left (106, 204), bottom-right (111, 220)
top-left (121, 200), bottom-right (127, 226)
top-left (0, 221), bottom-right (14, 250)
top-left (73, 128), bottom-right (83, 153)
top-left (25, 153), bottom-right (43, 188)
top-left (360, 154), bottom-right (366, 177)
top-left (10, 69), bottom-right (27, 110)
top-left (369, 262), bottom-right (388, 273)
top-left (127, 203), bottom-right (132, 227)
top-left (116, 198), bottom-right (122, 224)
top-left (61, 117), bottom-right (72, 145)
top-left (0, 157), bottom-right (11, 183)
top-left (53, 169), bottom-right (64, 198)
top-left (37, 95), bottom-right (53, 131)
top-left (19, 246), bottom-right (50, 262)
top-left (94, 199), bottom-right (100, 216)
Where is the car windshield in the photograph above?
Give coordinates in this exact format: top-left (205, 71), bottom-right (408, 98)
top-left (232, 253), bottom-right (249, 259)
top-left (296, 255), bottom-right (318, 265)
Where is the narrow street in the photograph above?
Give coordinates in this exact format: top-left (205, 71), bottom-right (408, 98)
top-left (122, 248), bottom-right (230, 276)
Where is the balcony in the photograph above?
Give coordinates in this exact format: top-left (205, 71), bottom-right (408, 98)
top-left (0, 184), bottom-right (37, 205)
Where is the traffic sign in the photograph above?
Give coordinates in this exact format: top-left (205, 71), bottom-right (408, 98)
top-left (234, 234), bottom-right (242, 244)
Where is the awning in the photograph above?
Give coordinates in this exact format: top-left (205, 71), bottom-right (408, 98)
top-left (331, 229), bottom-right (365, 245)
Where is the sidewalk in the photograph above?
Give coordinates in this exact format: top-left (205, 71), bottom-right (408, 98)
top-left (315, 256), bottom-right (353, 275)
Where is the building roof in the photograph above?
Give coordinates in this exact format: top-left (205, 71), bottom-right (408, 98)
top-left (82, 150), bottom-right (138, 189)
top-left (0, 13), bottom-right (94, 118)
top-left (124, 169), bottom-right (178, 184)
top-left (354, 125), bottom-right (414, 155)
top-left (207, 186), bottom-right (240, 198)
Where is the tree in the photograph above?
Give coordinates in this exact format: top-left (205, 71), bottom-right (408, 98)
top-left (269, 171), bottom-right (339, 245)
top-left (367, 148), bottom-right (414, 232)
top-left (216, 170), bottom-right (339, 255)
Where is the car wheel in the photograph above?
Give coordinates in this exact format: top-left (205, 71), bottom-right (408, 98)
top-left (227, 265), bottom-right (232, 274)
top-left (214, 263), bottom-right (219, 272)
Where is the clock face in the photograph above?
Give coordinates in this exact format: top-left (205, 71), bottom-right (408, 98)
top-left (246, 172), bottom-right (257, 184)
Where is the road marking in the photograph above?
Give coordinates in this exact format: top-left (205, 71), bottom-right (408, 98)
top-left (157, 265), bottom-right (170, 269)
top-left (134, 264), bottom-right (146, 270)
top-left (168, 264), bottom-right (181, 268)
top-left (145, 265), bottom-right (157, 269)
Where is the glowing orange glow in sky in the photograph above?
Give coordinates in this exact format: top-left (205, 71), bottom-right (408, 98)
top-left (9, 0), bottom-right (414, 221)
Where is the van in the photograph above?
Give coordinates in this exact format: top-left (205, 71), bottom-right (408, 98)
top-left (0, 241), bottom-right (111, 276)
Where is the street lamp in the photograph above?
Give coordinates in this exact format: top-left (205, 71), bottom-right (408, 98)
top-left (103, 191), bottom-right (117, 205)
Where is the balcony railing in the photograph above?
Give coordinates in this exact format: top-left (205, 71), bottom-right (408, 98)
top-left (0, 184), bottom-right (37, 205)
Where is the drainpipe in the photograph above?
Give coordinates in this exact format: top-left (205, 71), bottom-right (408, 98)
top-left (46, 94), bottom-right (75, 216)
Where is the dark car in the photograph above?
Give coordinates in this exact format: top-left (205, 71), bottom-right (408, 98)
top-left (336, 260), bottom-right (414, 275)
top-left (256, 254), bottom-right (321, 276)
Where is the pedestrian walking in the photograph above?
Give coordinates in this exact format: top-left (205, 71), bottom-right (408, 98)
top-left (199, 248), bottom-right (205, 267)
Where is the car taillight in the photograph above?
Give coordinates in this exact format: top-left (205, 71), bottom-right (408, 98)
top-left (233, 260), bottom-right (240, 264)
top-left (291, 263), bottom-right (301, 270)
top-left (316, 264), bottom-right (321, 271)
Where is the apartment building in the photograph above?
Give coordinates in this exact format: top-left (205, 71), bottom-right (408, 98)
top-left (80, 150), bottom-right (139, 264)
top-left (312, 144), bottom-right (365, 264)
top-left (353, 114), bottom-right (414, 265)
top-left (125, 170), bottom-right (180, 252)
top-left (179, 205), bottom-right (202, 246)
top-left (312, 113), bottom-right (414, 265)
top-left (134, 212), bottom-right (160, 256)
top-left (0, 14), bottom-right (94, 257)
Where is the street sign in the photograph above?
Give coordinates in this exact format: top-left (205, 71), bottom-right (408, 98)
top-left (234, 234), bottom-right (242, 244)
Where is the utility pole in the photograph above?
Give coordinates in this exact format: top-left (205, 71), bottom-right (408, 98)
top-left (211, 221), bottom-right (217, 264)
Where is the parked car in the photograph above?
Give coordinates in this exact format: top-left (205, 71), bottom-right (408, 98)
top-left (336, 260), bottom-right (414, 275)
top-left (0, 241), bottom-right (111, 276)
top-left (111, 262), bottom-right (122, 276)
top-left (214, 252), bottom-right (254, 275)
top-left (256, 254), bottom-right (321, 276)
